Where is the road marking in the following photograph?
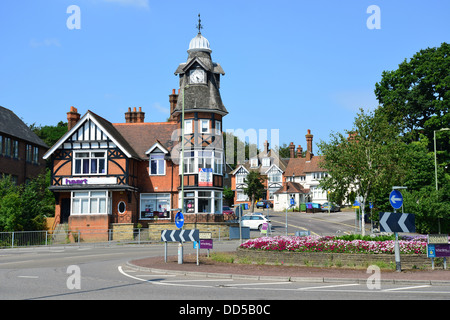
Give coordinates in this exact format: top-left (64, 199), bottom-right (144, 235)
top-left (383, 285), bottom-right (431, 292)
top-left (17, 276), bottom-right (39, 279)
top-left (225, 281), bottom-right (291, 287)
top-left (298, 283), bottom-right (360, 290)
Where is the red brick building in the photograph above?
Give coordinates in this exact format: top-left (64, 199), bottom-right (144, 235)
top-left (0, 106), bottom-right (48, 184)
top-left (43, 26), bottom-right (229, 231)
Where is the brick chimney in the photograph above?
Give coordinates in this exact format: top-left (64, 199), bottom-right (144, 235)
top-left (125, 107), bottom-right (145, 123)
top-left (263, 140), bottom-right (269, 154)
top-left (67, 106), bottom-right (80, 131)
top-left (168, 89), bottom-right (179, 121)
top-left (305, 129), bottom-right (314, 161)
top-left (297, 145), bottom-right (303, 158)
top-left (289, 142), bottom-right (295, 158)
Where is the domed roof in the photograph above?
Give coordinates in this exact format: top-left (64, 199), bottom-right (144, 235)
top-left (188, 33), bottom-right (212, 53)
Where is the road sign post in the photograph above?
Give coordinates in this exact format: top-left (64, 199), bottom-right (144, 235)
top-left (174, 211), bottom-right (185, 264)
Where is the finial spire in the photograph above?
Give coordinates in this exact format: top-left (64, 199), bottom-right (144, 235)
top-left (196, 13), bottom-right (203, 34)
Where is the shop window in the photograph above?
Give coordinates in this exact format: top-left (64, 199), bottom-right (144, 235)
top-left (140, 193), bottom-right (170, 220)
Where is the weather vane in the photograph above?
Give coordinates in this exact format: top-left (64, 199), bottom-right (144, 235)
top-left (196, 13), bottom-right (203, 34)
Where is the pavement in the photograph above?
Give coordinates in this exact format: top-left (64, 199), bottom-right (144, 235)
top-left (128, 253), bottom-right (450, 286)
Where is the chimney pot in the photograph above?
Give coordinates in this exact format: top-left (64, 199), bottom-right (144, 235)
top-left (289, 142), bottom-right (295, 158)
top-left (67, 106), bottom-right (80, 131)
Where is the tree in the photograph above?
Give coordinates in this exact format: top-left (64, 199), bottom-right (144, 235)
top-left (374, 42), bottom-right (450, 171)
top-left (243, 171), bottom-right (266, 213)
top-left (318, 109), bottom-right (407, 235)
top-left (30, 121), bottom-right (68, 147)
top-left (0, 171), bottom-right (54, 231)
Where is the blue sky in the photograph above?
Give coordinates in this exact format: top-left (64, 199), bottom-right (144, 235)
top-left (1, 0), bottom-right (449, 153)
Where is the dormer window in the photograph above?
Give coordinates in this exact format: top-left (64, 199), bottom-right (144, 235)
top-left (262, 157), bottom-right (270, 167)
top-left (250, 158), bottom-right (258, 168)
top-left (150, 154), bottom-right (165, 175)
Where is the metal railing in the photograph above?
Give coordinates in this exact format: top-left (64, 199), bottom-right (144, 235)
top-left (0, 225), bottom-right (233, 249)
top-left (0, 229), bottom-right (154, 248)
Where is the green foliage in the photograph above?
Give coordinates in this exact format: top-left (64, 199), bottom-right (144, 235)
top-left (243, 171), bottom-right (266, 212)
top-left (0, 171), bottom-right (54, 232)
top-left (335, 234), bottom-right (396, 242)
top-left (374, 42), bottom-right (450, 172)
top-left (30, 121), bottom-right (68, 147)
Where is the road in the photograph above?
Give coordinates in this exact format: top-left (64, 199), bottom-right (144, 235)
top-left (254, 209), bottom-right (360, 236)
top-left (1, 242), bottom-right (449, 303)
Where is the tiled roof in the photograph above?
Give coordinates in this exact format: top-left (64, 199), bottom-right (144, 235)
top-left (0, 106), bottom-right (48, 148)
top-left (284, 156), bottom-right (326, 176)
top-left (274, 182), bottom-right (310, 194)
top-left (113, 121), bottom-right (178, 159)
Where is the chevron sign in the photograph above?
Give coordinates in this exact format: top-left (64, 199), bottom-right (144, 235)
top-left (161, 229), bottom-right (200, 242)
top-left (379, 212), bottom-right (415, 233)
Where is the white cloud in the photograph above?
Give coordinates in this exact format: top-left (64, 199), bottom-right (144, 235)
top-left (102, 0), bottom-right (149, 9)
top-left (29, 38), bottom-right (61, 48)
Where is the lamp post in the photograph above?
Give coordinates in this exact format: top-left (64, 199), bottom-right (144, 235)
top-left (433, 128), bottom-right (450, 234)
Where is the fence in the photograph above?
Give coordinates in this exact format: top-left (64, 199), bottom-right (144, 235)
top-left (0, 228), bottom-right (153, 248)
top-left (0, 225), bottom-right (233, 249)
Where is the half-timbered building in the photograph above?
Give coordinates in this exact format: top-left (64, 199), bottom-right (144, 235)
top-left (44, 21), bottom-right (229, 232)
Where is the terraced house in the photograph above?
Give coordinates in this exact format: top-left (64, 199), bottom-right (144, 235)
top-left (43, 24), bottom-right (229, 234)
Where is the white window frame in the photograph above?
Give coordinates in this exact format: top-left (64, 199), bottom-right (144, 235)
top-left (215, 120), bottom-right (221, 135)
top-left (262, 157), bottom-right (270, 167)
top-left (184, 119), bottom-right (193, 134)
top-left (71, 190), bottom-right (111, 215)
top-left (73, 150), bottom-right (107, 175)
top-left (250, 158), bottom-right (258, 168)
top-left (149, 153), bottom-right (166, 175)
top-left (200, 119), bottom-right (210, 134)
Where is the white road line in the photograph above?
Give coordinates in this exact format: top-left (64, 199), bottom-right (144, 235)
top-left (383, 285), bottom-right (431, 292)
top-left (298, 283), bottom-right (360, 290)
top-left (226, 282), bottom-right (291, 287)
top-left (17, 276), bottom-right (39, 279)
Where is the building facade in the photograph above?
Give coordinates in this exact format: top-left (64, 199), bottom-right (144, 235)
top-left (230, 130), bottom-right (330, 211)
top-left (0, 106), bottom-right (48, 184)
top-left (43, 26), bottom-right (229, 231)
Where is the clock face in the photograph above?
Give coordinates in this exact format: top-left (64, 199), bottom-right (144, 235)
top-left (189, 69), bottom-right (205, 84)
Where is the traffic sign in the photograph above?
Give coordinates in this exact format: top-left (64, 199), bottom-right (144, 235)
top-left (175, 211), bottom-right (184, 229)
top-left (161, 229), bottom-right (199, 242)
top-left (194, 239), bottom-right (213, 250)
top-left (389, 190), bottom-right (403, 210)
top-left (379, 212), bottom-right (415, 233)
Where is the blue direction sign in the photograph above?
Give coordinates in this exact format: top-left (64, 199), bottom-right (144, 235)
top-left (175, 211), bottom-right (184, 229)
top-left (389, 190), bottom-right (403, 210)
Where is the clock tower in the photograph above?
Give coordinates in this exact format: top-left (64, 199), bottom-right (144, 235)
top-left (172, 15), bottom-right (228, 218)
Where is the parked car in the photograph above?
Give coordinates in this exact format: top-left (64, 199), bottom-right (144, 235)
top-left (222, 206), bottom-right (234, 215)
top-left (256, 200), bottom-right (273, 209)
top-left (240, 214), bottom-right (272, 231)
top-left (321, 202), bottom-right (340, 212)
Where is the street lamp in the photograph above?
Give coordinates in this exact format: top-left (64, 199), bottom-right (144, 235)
top-left (434, 128), bottom-right (450, 191)
top-left (433, 128), bottom-right (449, 234)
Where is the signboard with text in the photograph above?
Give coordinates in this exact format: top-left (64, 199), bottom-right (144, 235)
top-left (198, 168), bottom-right (213, 186)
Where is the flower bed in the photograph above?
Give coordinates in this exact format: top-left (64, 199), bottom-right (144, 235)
top-left (239, 235), bottom-right (428, 255)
